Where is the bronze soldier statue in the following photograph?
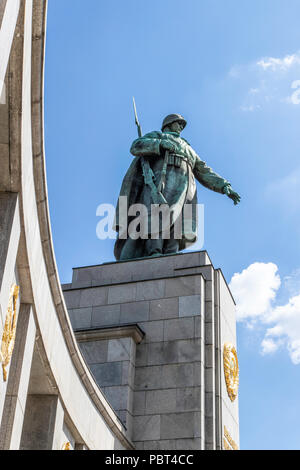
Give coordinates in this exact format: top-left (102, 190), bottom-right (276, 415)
top-left (113, 112), bottom-right (240, 261)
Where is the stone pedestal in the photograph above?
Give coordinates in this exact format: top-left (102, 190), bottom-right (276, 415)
top-left (62, 251), bottom-right (239, 450)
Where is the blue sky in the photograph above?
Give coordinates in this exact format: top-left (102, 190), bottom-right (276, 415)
top-left (45, 1), bottom-right (300, 449)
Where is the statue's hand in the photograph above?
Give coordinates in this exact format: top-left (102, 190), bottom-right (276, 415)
top-left (223, 185), bottom-right (241, 205)
top-left (160, 140), bottom-right (176, 153)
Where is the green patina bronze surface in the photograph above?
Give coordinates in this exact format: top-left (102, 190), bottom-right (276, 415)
top-left (113, 114), bottom-right (240, 261)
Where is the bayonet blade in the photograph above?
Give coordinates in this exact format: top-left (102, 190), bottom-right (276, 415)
top-left (133, 97), bottom-right (142, 137)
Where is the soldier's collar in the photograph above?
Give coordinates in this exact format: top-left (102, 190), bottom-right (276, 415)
top-left (163, 131), bottom-right (181, 137)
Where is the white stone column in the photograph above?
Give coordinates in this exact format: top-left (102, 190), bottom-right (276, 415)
top-left (20, 394), bottom-right (65, 450)
top-left (214, 269), bottom-right (223, 450)
top-left (51, 398), bottom-right (65, 450)
top-left (0, 304), bottom-right (36, 449)
top-left (218, 271), bottom-right (240, 450)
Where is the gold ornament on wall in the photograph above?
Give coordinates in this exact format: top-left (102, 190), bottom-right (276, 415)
top-left (223, 342), bottom-right (239, 402)
top-left (0, 284), bottom-right (20, 381)
top-left (62, 442), bottom-right (71, 450)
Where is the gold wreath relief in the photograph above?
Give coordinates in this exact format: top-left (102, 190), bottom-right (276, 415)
top-left (223, 342), bottom-right (239, 402)
top-left (0, 284), bottom-right (20, 381)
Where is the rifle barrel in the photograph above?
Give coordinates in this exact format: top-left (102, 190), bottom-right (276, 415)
top-left (133, 97), bottom-right (142, 137)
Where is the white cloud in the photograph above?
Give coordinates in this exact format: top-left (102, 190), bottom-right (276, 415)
top-left (257, 53), bottom-right (300, 72)
top-left (288, 340), bottom-right (300, 364)
top-left (229, 51), bottom-right (300, 110)
top-left (264, 294), bottom-right (300, 364)
top-left (229, 262), bottom-right (280, 321)
top-left (261, 337), bottom-right (280, 354)
top-left (283, 268), bottom-right (300, 297)
top-left (230, 263), bottom-right (300, 365)
top-left (288, 80), bottom-right (300, 104)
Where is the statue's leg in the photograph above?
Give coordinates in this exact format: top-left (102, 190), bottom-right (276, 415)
top-left (163, 226), bottom-right (179, 254)
top-left (119, 238), bottom-right (143, 261)
top-left (163, 238), bottom-right (179, 254)
top-left (145, 238), bottom-right (164, 257)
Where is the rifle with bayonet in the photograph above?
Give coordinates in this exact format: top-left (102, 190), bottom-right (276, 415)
top-left (133, 98), bottom-right (167, 205)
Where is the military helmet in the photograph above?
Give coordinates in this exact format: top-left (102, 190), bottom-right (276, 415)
top-left (161, 114), bottom-right (187, 131)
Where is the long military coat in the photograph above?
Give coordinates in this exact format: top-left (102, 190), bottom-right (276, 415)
top-left (113, 130), bottom-right (230, 260)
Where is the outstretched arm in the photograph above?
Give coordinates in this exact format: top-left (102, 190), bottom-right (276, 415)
top-left (222, 184), bottom-right (241, 205)
top-left (193, 155), bottom-right (241, 205)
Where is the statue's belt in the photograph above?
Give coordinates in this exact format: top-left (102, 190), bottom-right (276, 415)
top-left (167, 153), bottom-right (193, 170)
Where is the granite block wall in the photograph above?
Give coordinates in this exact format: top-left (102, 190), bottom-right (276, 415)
top-left (62, 251), bottom-right (239, 450)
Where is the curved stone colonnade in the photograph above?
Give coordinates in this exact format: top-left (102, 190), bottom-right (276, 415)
top-left (0, 0), bottom-right (132, 450)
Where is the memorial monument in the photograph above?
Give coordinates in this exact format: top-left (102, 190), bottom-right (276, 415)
top-left (62, 108), bottom-right (241, 449)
